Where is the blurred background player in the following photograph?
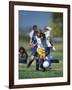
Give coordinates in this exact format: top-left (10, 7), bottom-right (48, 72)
top-left (19, 47), bottom-right (28, 64)
top-left (27, 25), bottom-right (39, 70)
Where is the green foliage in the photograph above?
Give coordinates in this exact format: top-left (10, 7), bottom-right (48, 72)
top-left (48, 23), bottom-right (63, 37)
top-left (52, 13), bottom-right (63, 30)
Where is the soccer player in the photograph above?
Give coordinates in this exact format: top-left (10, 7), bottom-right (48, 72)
top-left (44, 26), bottom-right (56, 67)
top-left (36, 30), bottom-right (47, 71)
top-left (27, 25), bottom-right (38, 68)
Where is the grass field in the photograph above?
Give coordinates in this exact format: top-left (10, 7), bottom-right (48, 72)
top-left (19, 62), bottom-right (63, 79)
top-left (19, 31), bottom-right (63, 79)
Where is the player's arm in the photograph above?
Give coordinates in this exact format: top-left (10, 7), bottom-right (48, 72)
top-left (29, 38), bottom-right (32, 46)
top-left (50, 37), bottom-right (56, 51)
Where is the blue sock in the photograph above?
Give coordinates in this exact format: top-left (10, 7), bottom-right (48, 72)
top-left (46, 55), bottom-right (51, 66)
top-left (39, 58), bottom-right (43, 64)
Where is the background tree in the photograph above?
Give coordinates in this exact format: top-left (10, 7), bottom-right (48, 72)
top-left (48, 23), bottom-right (62, 37)
top-left (52, 13), bottom-right (63, 30)
top-left (48, 13), bottom-right (63, 37)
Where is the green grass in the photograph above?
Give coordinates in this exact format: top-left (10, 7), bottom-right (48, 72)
top-left (19, 59), bottom-right (63, 79)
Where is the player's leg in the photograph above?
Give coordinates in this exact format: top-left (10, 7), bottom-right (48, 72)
top-left (46, 47), bottom-right (51, 67)
top-left (46, 54), bottom-right (51, 67)
top-left (27, 55), bottom-right (35, 68)
top-left (27, 47), bottom-right (36, 68)
top-left (36, 56), bottom-right (39, 71)
top-left (39, 58), bottom-right (45, 71)
top-left (36, 48), bottom-right (45, 71)
top-left (39, 51), bottom-right (46, 71)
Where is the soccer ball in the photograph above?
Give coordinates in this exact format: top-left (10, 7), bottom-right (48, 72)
top-left (43, 61), bottom-right (49, 68)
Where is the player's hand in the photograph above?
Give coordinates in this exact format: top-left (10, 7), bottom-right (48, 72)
top-left (32, 44), bottom-right (36, 47)
top-left (52, 46), bottom-right (56, 51)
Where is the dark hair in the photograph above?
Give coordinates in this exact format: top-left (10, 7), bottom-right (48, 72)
top-left (33, 25), bottom-right (37, 30)
top-left (19, 47), bottom-right (26, 54)
top-left (41, 33), bottom-right (46, 39)
top-left (19, 46), bottom-right (28, 60)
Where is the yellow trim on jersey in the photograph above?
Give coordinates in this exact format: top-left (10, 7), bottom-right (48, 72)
top-left (36, 48), bottom-right (46, 59)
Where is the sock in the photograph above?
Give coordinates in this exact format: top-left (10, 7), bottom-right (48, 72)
top-left (39, 58), bottom-right (45, 71)
top-left (39, 58), bottom-right (43, 64)
top-left (36, 59), bottom-right (39, 70)
top-left (27, 60), bottom-right (33, 68)
top-left (46, 54), bottom-right (51, 66)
